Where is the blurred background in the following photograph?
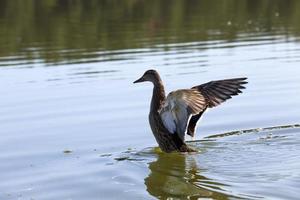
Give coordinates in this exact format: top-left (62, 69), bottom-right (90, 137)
top-left (1, 0), bottom-right (300, 63)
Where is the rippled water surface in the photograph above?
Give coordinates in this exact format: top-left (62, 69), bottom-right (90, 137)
top-left (0, 0), bottom-right (300, 199)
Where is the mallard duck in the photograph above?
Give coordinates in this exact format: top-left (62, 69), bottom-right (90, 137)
top-left (134, 69), bottom-right (247, 152)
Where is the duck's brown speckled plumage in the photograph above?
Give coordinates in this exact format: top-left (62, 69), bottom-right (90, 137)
top-left (134, 69), bottom-right (247, 152)
top-left (148, 80), bottom-right (194, 152)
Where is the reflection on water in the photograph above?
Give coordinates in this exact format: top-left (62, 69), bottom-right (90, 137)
top-left (143, 125), bottom-right (300, 199)
top-left (145, 153), bottom-right (231, 200)
top-left (1, 0), bottom-right (300, 64)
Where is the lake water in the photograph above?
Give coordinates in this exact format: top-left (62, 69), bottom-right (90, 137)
top-left (0, 1), bottom-right (300, 199)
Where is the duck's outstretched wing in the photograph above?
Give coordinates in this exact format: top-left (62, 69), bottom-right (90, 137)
top-left (192, 77), bottom-right (248, 108)
top-left (186, 77), bottom-right (248, 137)
top-left (159, 89), bottom-right (206, 141)
top-left (159, 78), bottom-right (248, 141)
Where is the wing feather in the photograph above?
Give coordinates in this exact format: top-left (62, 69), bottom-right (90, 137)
top-left (159, 77), bottom-right (248, 141)
top-left (159, 89), bottom-right (206, 141)
top-left (192, 77), bottom-right (247, 108)
top-left (186, 77), bottom-right (248, 137)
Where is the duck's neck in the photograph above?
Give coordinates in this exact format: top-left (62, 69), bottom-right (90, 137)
top-left (150, 80), bottom-right (166, 112)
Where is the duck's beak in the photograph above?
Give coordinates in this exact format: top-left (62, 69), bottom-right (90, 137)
top-left (133, 76), bottom-right (145, 83)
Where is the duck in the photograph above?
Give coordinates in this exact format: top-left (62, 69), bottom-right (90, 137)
top-left (134, 69), bottom-right (247, 152)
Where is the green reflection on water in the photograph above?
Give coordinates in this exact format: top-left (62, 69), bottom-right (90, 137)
top-left (0, 0), bottom-right (300, 64)
top-left (145, 152), bottom-right (234, 199)
top-left (141, 124), bottom-right (300, 199)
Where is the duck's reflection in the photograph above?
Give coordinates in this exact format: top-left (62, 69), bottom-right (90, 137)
top-left (144, 152), bottom-right (230, 200)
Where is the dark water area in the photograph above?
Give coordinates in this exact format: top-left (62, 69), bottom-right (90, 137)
top-left (0, 0), bottom-right (300, 199)
top-left (1, 0), bottom-right (300, 65)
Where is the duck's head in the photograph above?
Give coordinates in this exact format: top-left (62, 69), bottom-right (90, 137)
top-left (133, 69), bottom-right (161, 84)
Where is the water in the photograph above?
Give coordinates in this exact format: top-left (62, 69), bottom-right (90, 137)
top-left (0, 0), bottom-right (300, 199)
